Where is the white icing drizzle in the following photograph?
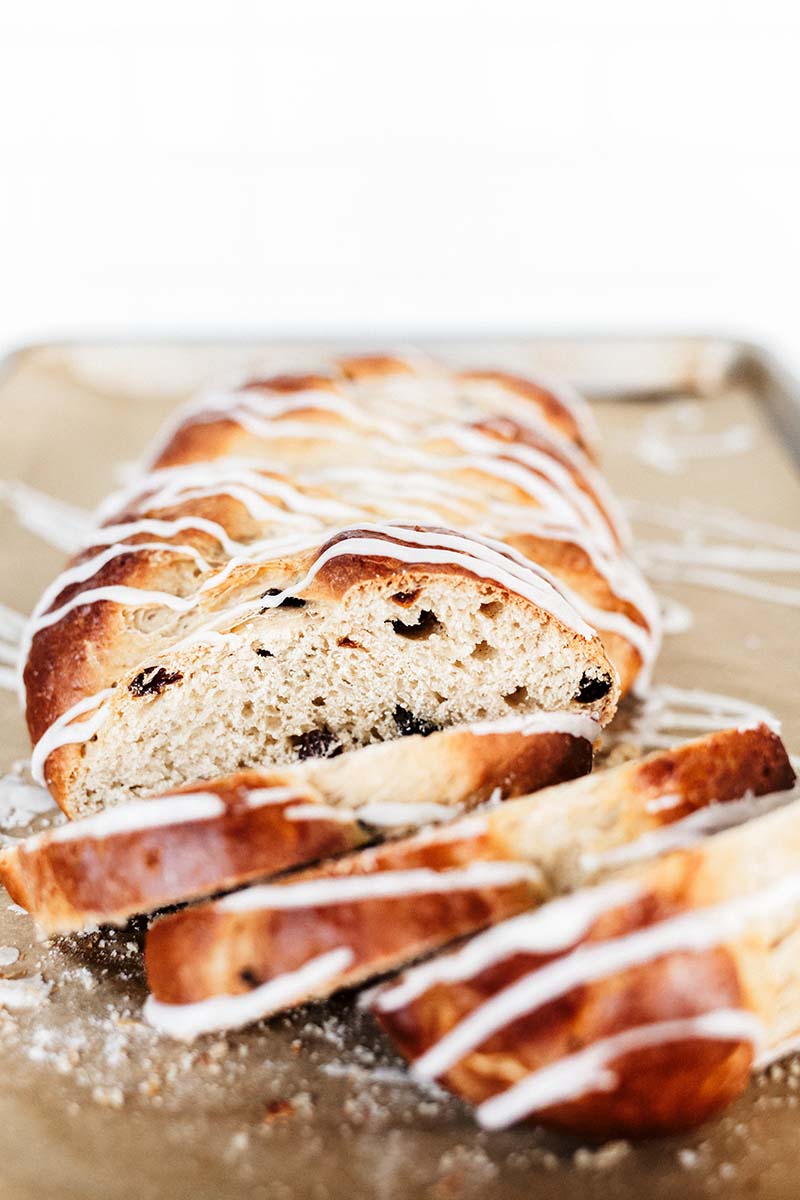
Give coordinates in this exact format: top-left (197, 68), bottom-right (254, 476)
top-left (243, 786), bottom-right (313, 809)
top-left (626, 496), bottom-right (800, 552)
top-left (399, 814), bottom-right (490, 849)
top-left (96, 459), bottom-right (356, 527)
top-left (406, 864), bottom-right (800, 1082)
top-left (0, 602), bottom-right (25, 692)
top-left (15, 785), bottom-right (313, 850)
top-left (284, 801), bottom-right (462, 829)
top-left (658, 596), bottom-right (694, 636)
top-left (375, 880), bottom-right (643, 1013)
top-left (144, 947), bottom-right (353, 1040)
top-left (30, 689), bottom-right (114, 786)
top-left (444, 426), bottom-right (619, 549)
top-left (26, 791), bottom-right (226, 846)
top-left (308, 463), bottom-right (652, 622)
top-left (0, 479), bottom-right (93, 553)
top-left (282, 803), bottom-right (355, 824)
top-left (36, 541), bottom-right (211, 619)
top-left (580, 786), bottom-right (800, 873)
top-left (170, 361), bottom-right (600, 469)
top-left (0, 767), bottom-right (57, 827)
top-left (476, 1010), bottom-right (763, 1129)
top-left (641, 541), bottom-right (800, 574)
top-left (216, 861), bottom-right (543, 913)
top-left (626, 683), bottom-right (780, 752)
top-left (628, 495), bottom-right (800, 611)
top-left (464, 711), bottom-right (600, 741)
top-left (642, 562), bottom-right (800, 608)
top-left (352, 802), bottom-right (462, 828)
top-left (128, 397), bottom-right (618, 552)
top-left (644, 792), bottom-right (683, 814)
top-left (87, 515), bottom-right (248, 558)
top-left (635, 402), bottom-right (755, 475)
top-left (17, 540), bottom-right (214, 693)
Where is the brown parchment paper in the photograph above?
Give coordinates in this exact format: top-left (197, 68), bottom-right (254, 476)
top-left (0, 337), bottom-right (798, 1200)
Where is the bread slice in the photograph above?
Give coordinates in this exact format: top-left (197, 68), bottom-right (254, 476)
top-left (373, 778), bottom-right (800, 1139)
top-left (142, 725), bottom-right (794, 1038)
top-left (1, 713), bottom-right (595, 933)
top-left (24, 356), bottom-right (658, 818)
top-left (27, 525), bottom-right (618, 817)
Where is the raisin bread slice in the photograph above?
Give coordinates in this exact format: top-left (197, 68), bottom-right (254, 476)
top-left (372, 775), bottom-right (800, 1138)
top-left (2, 713), bottom-right (595, 933)
top-left (141, 725), bottom-right (794, 1038)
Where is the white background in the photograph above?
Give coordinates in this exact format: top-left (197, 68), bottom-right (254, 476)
top-left (2, 1), bottom-right (800, 370)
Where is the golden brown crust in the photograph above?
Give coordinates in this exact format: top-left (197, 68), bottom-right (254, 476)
top-left (0, 785), bottom-right (364, 934)
top-left (145, 871), bottom-right (541, 1008)
top-left (460, 370), bottom-right (594, 457)
top-left (337, 354), bottom-right (414, 380)
top-left (1, 726), bottom-right (592, 933)
top-left (631, 723), bottom-right (794, 813)
top-left (374, 910), bottom-right (752, 1138)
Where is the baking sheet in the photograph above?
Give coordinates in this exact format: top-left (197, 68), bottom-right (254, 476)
top-left (0, 336), bottom-right (798, 1200)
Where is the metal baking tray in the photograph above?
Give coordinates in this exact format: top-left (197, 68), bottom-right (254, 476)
top-left (0, 335), bottom-right (799, 1200)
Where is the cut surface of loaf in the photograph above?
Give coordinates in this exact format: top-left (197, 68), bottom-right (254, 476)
top-left (373, 775), bottom-right (800, 1138)
top-left (29, 528), bottom-right (616, 817)
top-left (1, 714), bottom-right (596, 933)
top-left (142, 725), bottom-right (794, 1038)
top-left (22, 354), bottom-right (659, 818)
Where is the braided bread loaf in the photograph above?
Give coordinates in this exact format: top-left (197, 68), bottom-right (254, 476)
top-left (23, 354), bottom-right (658, 818)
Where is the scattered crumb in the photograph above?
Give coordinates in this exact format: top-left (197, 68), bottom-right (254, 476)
top-left (227, 1130), bottom-right (250, 1155)
top-left (0, 974), bottom-right (51, 1010)
top-left (262, 1098), bottom-right (297, 1124)
top-left (262, 1092), bottom-right (313, 1125)
top-left (91, 1084), bottom-right (125, 1108)
top-left (573, 1141), bottom-right (631, 1171)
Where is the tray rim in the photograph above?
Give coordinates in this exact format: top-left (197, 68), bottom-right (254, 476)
top-left (3, 328), bottom-right (798, 464)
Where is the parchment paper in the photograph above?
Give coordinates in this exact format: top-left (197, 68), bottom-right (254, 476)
top-left (0, 337), bottom-right (797, 1200)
